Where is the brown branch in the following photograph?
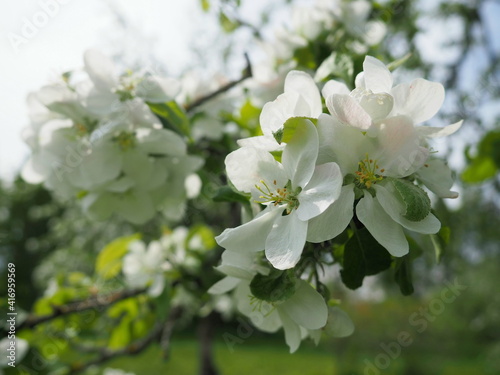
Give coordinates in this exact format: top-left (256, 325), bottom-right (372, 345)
top-left (18, 288), bottom-right (146, 330)
top-left (185, 53), bottom-right (252, 113)
top-left (68, 306), bottom-right (183, 374)
top-left (161, 306), bottom-right (183, 360)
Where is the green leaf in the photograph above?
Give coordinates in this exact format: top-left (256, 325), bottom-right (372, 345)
top-left (147, 101), bottom-right (191, 137)
top-left (462, 131), bottom-right (500, 183)
top-left (430, 226), bottom-right (450, 264)
top-left (279, 117), bottom-right (317, 144)
top-left (461, 156), bottom-right (497, 183)
top-left (96, 234), bottom-right (141, 280)
top-left (108, 318), bottom-right (132, 349)
top-left (394, 255), bottom-right (414, 296)
top-left (387, 53), bottom-right (412, 72)
top-left (200, 0), bottom-right (210, 12)
top-left (391, 179), bottom-right (431, 222)
top-left (340, 228), bottom-right (392, 290)
top-left (219, 11), bottom-right (239, 33)
top-left (250, 270), bottom-right (296, 303)
top-left (212, 186), bottom-right (250, 204)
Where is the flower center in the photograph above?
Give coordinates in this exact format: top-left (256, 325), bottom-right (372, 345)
top-left (255, 179), bottom-right (301, 214)
top-left (114, 131), bottom-right (136, 151)
top-left (354, 154), bottom-right (385, 189)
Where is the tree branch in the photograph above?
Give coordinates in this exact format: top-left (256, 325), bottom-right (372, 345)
top-left (18, 288), bottom-right (146, 330)
top-left (68, 306), bottom-right (183, 374)
top-left (185, 53), bottom-right (252, 113)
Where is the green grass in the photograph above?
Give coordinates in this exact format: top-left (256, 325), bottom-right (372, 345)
top-left (103, 337), bottom-right (336, 375)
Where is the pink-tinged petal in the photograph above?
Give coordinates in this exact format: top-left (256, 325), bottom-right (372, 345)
top-left (322, 80), bottom-right (350, 99)
top-left (284, 71), bottom-right (322, 117)
top-left (374, 184), bottom-right (441, 234)
top-left (326, 94), bottom-right (373, 130)
top-left (416, 120), bottom-right (463, 138)
top-left (216, 207), bottom-right (282, 253)
top-left (375, 116), bottom-right (429, 178)
top-left (391, 78), bottom-right (445, 124)
top-left (265, 213), bottom-right (308, 270)
top-left (282, 119), bottom-right (319, 188)
top-left (416, 158), bottom-right (459, 199)
top-left (225, 147), bottom-right (287, 194)
top-left (356, 193), bottom-right (409, 257)
top-left (307, 184), bottom-right (355, 243)
top-left (296, 162), bottom-right (342, 221)
top-left (363, 56), bottom-right (393, 93)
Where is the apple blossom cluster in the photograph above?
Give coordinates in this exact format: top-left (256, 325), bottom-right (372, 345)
top-left (212, 56), bottom-right (462, 351)
top-left (248, 0), bottom-right (386, 100)
top-left (123, 227), bottom-right (207, 297)
top-left (21, 49), bottom-right (202, 224)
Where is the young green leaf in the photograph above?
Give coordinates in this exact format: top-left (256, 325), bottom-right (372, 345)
top-left (391, 179), bottom-right (431, 222)
top-left (250, 270), bottom-right (296, 303)
top-left (340, 228), bottom-right (392, 290)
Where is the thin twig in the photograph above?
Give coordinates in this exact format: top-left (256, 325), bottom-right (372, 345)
top-left (185, 53), bottom-right (252, 113)
top-left (18, 288), bottom-right (146, 330)
top-left (160, 306), bottom-right (183, 360)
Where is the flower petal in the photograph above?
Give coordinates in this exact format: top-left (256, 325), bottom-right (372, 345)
top-left (359, 92), bottom-right (394, 121)
top-left (356, 193), bottom-right (409, 257)
top-left (237, 135), bottom-right (283, 151)
top-left (284, 70), bottom-right (322, 117)
top-left (265, 213), bottom-right (308, 270)
top-left (362, 56), bottom-right (393, 93)
top-left (416, 120), bottom-right (463, 138)
top-left (296, 162), bottom-right (342, 221)
top-left (326, 94), bottom-right (373, 130)
top-left (137, 128), bottom-right (186, 156)
top-left (391, 78), bottom-right (445, 124)
top-left (375, 116), bottom-right (429, 178)
top-left (225, 146), bottom-right (287, 195)
top-left (235, 282), bottom-right (281, 333)
top-left (216, 206), bottom-right (282, 253)
top-left (416, 158), bottom-right (459, 198)
top-left (282, 118), bottom-right (319, 188)
top-left (83, 49), bottom-right (118, 91)
top-left (322, 80), bottom-right (351, 99)
top-left (208, 276), bottom-right (241, 294)
top-left (307, 184), bottom-right (355, 243)
top-left (280, 280), bottom-right (328, 330)
top-left (374, 184), bottom-right (441, 234)
top-left (317, 113), bottom-right (375, 174)
top-left (324, 306), bottom-right (355, 338)
top-left (278, 309), bottom-right (302, 353)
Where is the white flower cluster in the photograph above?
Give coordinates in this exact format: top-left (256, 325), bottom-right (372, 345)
top-left (122, 227), bottom-right (205, 297)
top-left (22, 49), bottom-right (202, 224)
top-left (212, 56), bottom-right (461, 351)
top-left (249, 0), bottom-right (386, 99)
